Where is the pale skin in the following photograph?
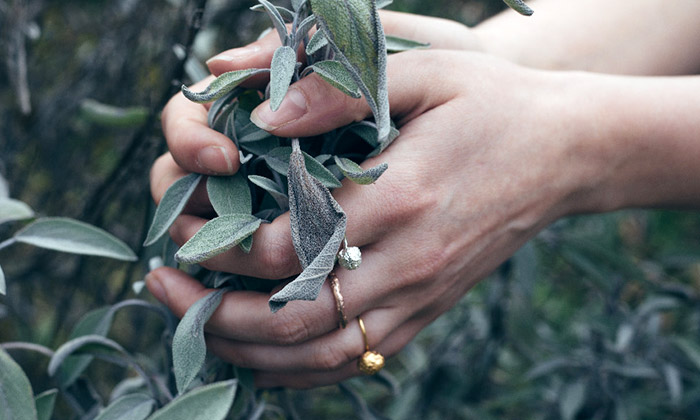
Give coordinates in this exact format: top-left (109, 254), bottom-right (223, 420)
top-left (146, 0), bottom-right (700, 388)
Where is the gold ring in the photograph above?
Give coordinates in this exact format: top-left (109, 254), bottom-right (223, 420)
top-left (357, 317), bottom-right (385, 375)
top-left (329, 271), bottom-right (348, 329)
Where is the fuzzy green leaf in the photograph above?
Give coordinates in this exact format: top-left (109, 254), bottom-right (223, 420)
top-left (95, 394), bottom-right (154, 420)
top-left (269, 146), bottom-right (347, 312)
top-left (182, 69), bottom-right (269, 104)
top-left (14, 218), bottom-right (136, 261)
top-left (305, 30), bottom-right (328, 55)
top-left (295, 15), bottom-right (317, 42)
top-left (0, 348), bottom-right (38, 420)
top-left (250, 4), bottom-right (295, 22)
top-left (172, 289), bottom-right (228, 394)
top-left (239, 235), bottom-right (254, 253)
top-left (309, 0), bottom-right (390, 143)
top-left (270, 46), bottom-right (298, 111)
top-left (48, 335), bottom-right (127, 377)
top-left (311, 61), bottom-right (361, 98)
top-left (264, 147), bottom-right (342, 188)
top-left (385, 35), bottom-right (430, 52)
top-left (503, 0), bottom-right (534, 16)
top-left (144, 173), bottom-right (202, 246)
top-left (257, 0), bottom-right (290, 44)
top-left (147, 380), bottom-right (237, 420)
top-left (0, 198), bottom-right (34, 225)
top-left (34, 389), bottom-right (58, 420)
top-left (206, 174), bottom-right (251, 216)
top-left (334, 156), bottom-right (387, 184)
top-left (248, 175), bottom-right (289, 209)
top-left (175, 215), bottom-right (262, 264)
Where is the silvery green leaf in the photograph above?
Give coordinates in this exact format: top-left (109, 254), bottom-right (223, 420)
top-left (95, 394), bottom-right (154, 420)
top-left (334, 156), bottom-right (387, 184)
top-left (264, 147), bottom-right (342, 188)
top-left (144, 173), bottom-right (202, 246)
top-left (269, 46), bottom-right (297, 112)
top-left (14, 218), bottom-right (137, 261)
top-left (385, 35), bottom-right (430, 53)
top-left (257, 0), bottom-right (290, 44)
top-left (0, 264), bottom-right (5, 295)
top-left (367, 125), bottom-right (400, 157)
top-left (239, 136), bottom-right (280, 156)
top-left (206, 174), bottom-right (251, 216)
top-left (663, 363), bottom-right (682, 407)
top-left (248, 175), bottom-right (289, 209)
top-left (48, 335), bottom-right (128, 377)
top-left (503, 0), bottom-right (534, 16)
top-left (235, 109), bottom-right (272, 143)
top-left (175, 215), bottom-right (262, 264)
top-left (269, 146), bottom-right (347, 312)
top-left (80, 99), bottom-right (149, 128)
top-left (559, 380), bottom-right (586, 420)
top-left (291, 0), bottom-right (305, 12)
top-left (57, 307), bottom-right (114, 386)
top-left (182, 69), bottom-right (269, 104)
top-left (147, 380), bottom-right (237, 420)
top-left (208, 89), bottom-right (240, 129)
top-left (295, 15), bottom-right (317, 42)
top-left (309, 0), bottom-right (390, 143)
top-left (34, 389), bottom-right (58, 420)
top-left (250, 4), bottom-right (295, 22)
top-left (376, 0), bottom-right (392, 8)
top-left (305, 30), bottom-right (328, 55)
top-left (0, 348), bottom-right (38, 420)
top-left (239, 235), bottom-right (253, 254)
top-left (0, 198), bottom-right (35, 224)
top-left (311, 61), bottom-right (361, 98)
top-left (172, 289), bottom-right (228, 394)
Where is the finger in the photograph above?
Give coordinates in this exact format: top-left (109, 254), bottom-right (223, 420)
top-left (149, 153), bottom-right (213, 217)
top-left (145, 250), bottom-right (395, 345)
top-left (162, 78), bottom-right (240, 175)
top-left (379, 10), bottom-right (480, 51)
top-left (249, 50), bottom-right (459, 137)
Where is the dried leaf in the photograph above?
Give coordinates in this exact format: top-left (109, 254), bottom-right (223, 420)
top-left (0, 197), bottom-right (35, 224)
top-left (270, 46), bottom-right (298, 111)
top-left (503, 0), bottom-right (534, 16)
top-left (34, 389), bottom-right (58, 420)
top-left (175, 215), bottom-right (262, 264)
top-left (305, 30), bottom-right (328, 55)
top-left (147, 380), bottom-right (237, 420)
top-left (311, 61), bottom-right (361, 98)
top-left (264, 147), bottom-right (341, 188)
top-left (14, 218), bottom-right (137, 261)
top-left (0, 348), bottom-right (38, 420)
top-left (385, 35), bottom-right (430, 53)
top-left (269, 146), bottom-right (347, 312)
top-left (182, 69), bottom-right (269, 104)
top-left (248, 175), bottom-right (289, 209)
top-left (334, 156), bottom-right (387, 184)
top-left (206, 174), bottom-right (251, 216)
top-left (257, 0), bottom-right (290, 44)
top-left (173, 289), bottom-right (228, 394)
top-left (309, 0), bottom-right (390, 143)
top-left (94, 394), bottom-right (154, 420)
top-left (144, 173), bottom-right (202, 246)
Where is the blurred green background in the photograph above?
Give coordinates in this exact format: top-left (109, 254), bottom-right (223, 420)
top-left (2, 0), bottom-right (700, 419)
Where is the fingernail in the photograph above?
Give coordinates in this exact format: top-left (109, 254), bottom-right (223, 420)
top-left (205, 46), bottom-right (261, 66)
top-left (197, 146), bottom-right (234, 174)
top-left (250, 88), bottom-right (307, 132)
top-left (145, 272), bottom-right (169, 306)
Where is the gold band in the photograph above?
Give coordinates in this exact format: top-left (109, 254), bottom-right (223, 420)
top-left (357, 316), bottom-right (385, 375)
top-left (329, 271), bottom-right (348, 329)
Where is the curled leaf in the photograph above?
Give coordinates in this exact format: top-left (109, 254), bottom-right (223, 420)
top-left (14, 218), bottom-right (137, 261)
top-left (269, 146), bottom-right (347, 312)
top-left (144, 173), bottom-right (202, 246)
top-left (173, 289), bottom-right (228, 394)
top-left (311, 61), bottom-right (361, 98)
top-left (270, 46), bottom-right (298, 111)
top-left (175, 215), bottom-right (261, 264)
top-left (182, 69), bottom-right (269, 103)
top-left (334, 156), bottom-right (387, 184)
top-left (503, 0), bottom-right (534, 16)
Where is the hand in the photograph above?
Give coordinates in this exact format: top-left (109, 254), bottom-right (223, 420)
top-left (147, 13), bottom-right (601, 389)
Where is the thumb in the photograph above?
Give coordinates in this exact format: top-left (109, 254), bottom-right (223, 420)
top-left (249, 51), bottom-right (455, 138)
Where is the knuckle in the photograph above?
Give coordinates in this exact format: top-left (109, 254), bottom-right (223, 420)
top-left (313, 343), bottom-right (352, 371)
top-left (268, 311), bottom-right (312, 345)
top-left (258, 238), bottom-right (298, 279)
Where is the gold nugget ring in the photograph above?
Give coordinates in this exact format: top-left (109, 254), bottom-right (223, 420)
top-left (357, 317), bottom-right (385, 375)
